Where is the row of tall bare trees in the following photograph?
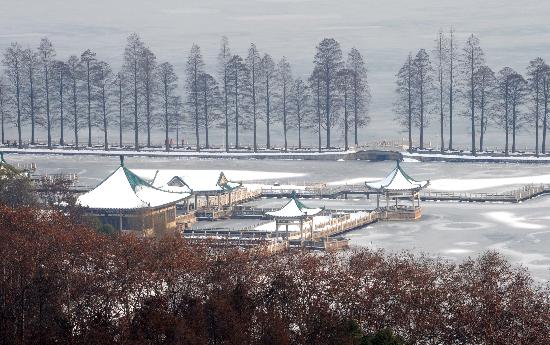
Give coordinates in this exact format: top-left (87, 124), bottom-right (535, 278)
top-left (1, 35), bottom-right (371, 152)
top-left (396, 29), bottom-right (550, 156)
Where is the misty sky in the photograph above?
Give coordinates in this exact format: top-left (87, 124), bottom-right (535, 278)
top-left (1, 0), bottom-right (550, 148)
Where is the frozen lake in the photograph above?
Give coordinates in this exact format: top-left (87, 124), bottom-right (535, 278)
top-left (6, 153), bottom-right (550, 280)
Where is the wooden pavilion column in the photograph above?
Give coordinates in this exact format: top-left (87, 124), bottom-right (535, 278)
top-left (300, 218), bottom-right (304, 245)
top-left (275, 219), bottom-right (279, 240)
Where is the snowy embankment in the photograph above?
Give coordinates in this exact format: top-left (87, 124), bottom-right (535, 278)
top-left (0, 147), bottom-right (357, 160)
top-left (403, 151), bottom-right (550, 163)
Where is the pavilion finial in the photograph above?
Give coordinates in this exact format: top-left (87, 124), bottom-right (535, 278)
top-left (119, 155), bottom-right (125, 167)
top-left (290, 190), bottom-right (298, 199)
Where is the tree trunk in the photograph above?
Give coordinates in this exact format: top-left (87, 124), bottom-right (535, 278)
top-left (194, 62), bottom-right (200, 152)
top-left (344, 88), bottom-right (349, 151)
top-left (252, 63), bottom-right (257, 152)
top-left (317, 75), bottom-right (322, 153)
top-left (325, 66), bottom-right (331, 149)
top-left (407, 56), bottom-right (413, 153)
top-left (164, 82), bottom-right (169, 152)
top-left (29, 65), bottom-right (35, 145)
top-left (479, 89), bottom-right (485, 152)
top-left (73, 80), bottom-right (78, 149)
top-left (224, 67), bottom-right (229, 152)
top-left (235, 68), bottom-right (239, 149)
top-left (119, 81), bottom-right (123, 148)
top-left (283, 82), bottom-right (287, 152)
top-left (86, 61), bottom-right (92, 147)
top-left (266, 76), bottom-right (271, 149)
top-left (102, 84), bottom-right (108, 151)
top-left (15, 67), bottom-right (22, 148)
top-left (353, 74), bottom-right (359, 146)
top-left (470, 50), bottom-right (476, 156)
top-left (535, 72), bottom-right (540, 157)
top-left (512, 103), bottom-right (517, 153)
top-left (448, 29), bottom-right (454, 151)
top-left (59, 71), bottom-right (64, 146)
top-left (204, 78), bottom-right (209, 149)
top-left (419, 70), bottom-right (425, 150)
top-left (133, 58), bottom-right (139, 151)
top-left (45, 63), bottom-right (51, 148)
top-left (543, 78), bottom-right (548, 154)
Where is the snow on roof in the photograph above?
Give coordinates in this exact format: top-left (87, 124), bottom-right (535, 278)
top-left (266, 191), bottom-right (323, 219)
top-left (77, 164), bottom-right (189, 210)
top-left (0, 153), bottom-right (18, 174)
top-left (366, 161), bottom-right (429, 191)
top-left (133, 169), bottom-right (241, 193)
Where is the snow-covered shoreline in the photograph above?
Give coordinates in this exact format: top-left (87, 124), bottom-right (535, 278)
top-left (404, 151), bottom-right (550, 164)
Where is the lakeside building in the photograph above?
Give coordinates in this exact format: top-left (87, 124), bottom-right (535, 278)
top-left (266, 191), bottom-right (323, 240)
top-left (366, 161), bottom-right (429, 220)
top-left (134, 169), bottom-right (259, 219)
top-left (77, 157), bottom-right (190, 236)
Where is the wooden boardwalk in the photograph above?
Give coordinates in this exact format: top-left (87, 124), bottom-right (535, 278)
top-left (261, 183), bottom-right (550, 203)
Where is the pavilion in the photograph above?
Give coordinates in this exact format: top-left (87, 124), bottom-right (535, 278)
top-left (135, 169), bottom-right (243, 212)
top-left (266, 191), bottom-right (323, 241)
top-left (0, 153), bottom-right (18, 174)
top-left (77, 156), bottom-right (191, 236)
top-left (366, 161), bottom-right (429, 220)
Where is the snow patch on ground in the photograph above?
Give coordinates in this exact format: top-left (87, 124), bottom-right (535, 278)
top-left (484, 211), bottom-right (545, 230)
top-left (428, 175), bottom-right (550, 192)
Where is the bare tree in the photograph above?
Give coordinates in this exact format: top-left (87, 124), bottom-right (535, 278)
top-left (245, 43), bottom-right (261, 152)
top-left (2, 43), bottom-right (24, 147)
top-left (347, 48), bottom-right (370, 146)
top-left (22, 48), bottom-right (41, 145)
top-left (510, 72), bottom-right (527, 153)
top-left (157, 62), bottom-right (178, 152)
top-left (228, 54), bottom-right (247, 149)
top-left (38, 38), bottom-right (55, 148)
top-left (542, 65), bottom-right (550, 154)
top-left (309, 67), bottom-right (324, 152)
top-left (199, 73), bottom-right (221, 149)
top-left (185, 44), bottom-right (204, 152)
top-left (0, 75), bottom-right (12, 144)
top-left (460, 34), bottom-right (485, 155)
top-left (123, 33), bottom-right (144, 150)
top-left (140, 47), bottom-right (157, 148)
top-left (112, 72), bottom-right (127, 148)
top-left (433, 31), bottom-right (448, 152)
top-left (275, 57), bottom-right (292, 152)
top-left (476, 66), bottom-right (496, 152)
top-left (337, 68), bottom-right (353, 151)
top-left (93, 61), bottom-right (112, 150)
top-left (314, 38), bottom-right (343, 148)
top-left (81, 49), bottom-right (96, 147)
top-left (395, 54), bottom-right (414, 152)
top-left (527, 58), bottom-right (546, 156)
top-left (495, 67), bottom-right (519, 156)
top-left (66, 56), bottom-right (83, 149)
top-left (412, 49), bottom-right (434, 150)
top-left (52, 61), bottom-right (67, 146)
top-left (218, 36), bottom-right (231, 152)
top-left (289, 78), bottom-right (310, 149)
top-left (259, 54), bottom-right (275, 149)
top-left (448, 27), bottom-right (458, 150)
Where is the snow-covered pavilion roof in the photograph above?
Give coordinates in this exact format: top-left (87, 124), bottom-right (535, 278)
top-left (366, 161), bottom-right (429, 192)
top-left (133, 169), bottom-right (241, 194)
top-left (0, 152), bottom-right (19, 174)
top-left (266, 191), bottom-right (323, 219)
top-left (77, 159), bottom-right (189, 210)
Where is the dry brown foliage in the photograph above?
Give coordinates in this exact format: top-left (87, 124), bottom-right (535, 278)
top-left (0, 205), bottom-right (549, 344)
